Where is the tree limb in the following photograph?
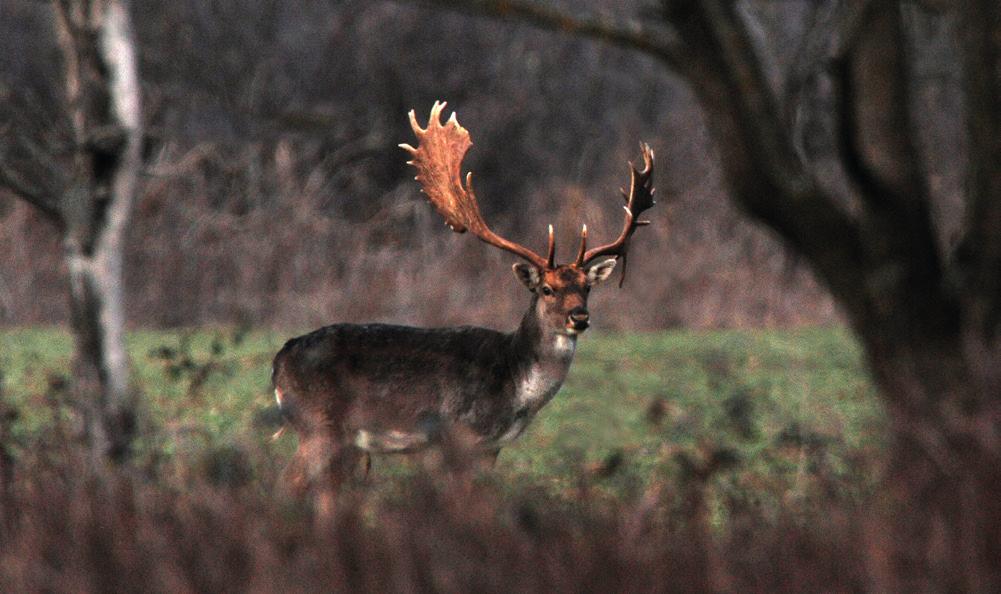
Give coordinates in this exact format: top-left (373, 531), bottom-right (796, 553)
top-left (781, 0), bottom-right (865, 162)
top-left (837, 2), bottom-right (929, 208)
top-left (658, 1), bottom-right (878, 311)
top-left (409, 0), bottom-right (954, 332)
top-left (955, 0), bottom-right (1001, 333)
top-left (0, 160), bottom-right (63, 222)
top-left (413, 0), bottom-right (876, 313)
top-left (782, 1), bottom-right (836, 131)
top-left (413, 0), bottom-right (690, 71)
top-left (0, 133), bottom-right (64, 223)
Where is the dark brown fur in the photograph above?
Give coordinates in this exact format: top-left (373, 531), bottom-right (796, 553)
top-left (272, 262), bottom-right (614, 497)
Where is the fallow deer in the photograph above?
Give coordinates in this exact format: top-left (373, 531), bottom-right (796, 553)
top-left (272, 102), bottom-right (655, 497)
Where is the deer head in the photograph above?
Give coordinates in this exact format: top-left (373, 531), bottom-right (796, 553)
top-left (400, 101), bottom-right (655, 336)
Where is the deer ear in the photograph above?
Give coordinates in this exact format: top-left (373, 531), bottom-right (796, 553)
top-left (512, 262), bottom-right (541, 290)
top-left (587, 258), bottom-right (617, 285)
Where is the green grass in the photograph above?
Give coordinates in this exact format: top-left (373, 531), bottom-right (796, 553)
top-left (0, 326), bottom-right (886, 518)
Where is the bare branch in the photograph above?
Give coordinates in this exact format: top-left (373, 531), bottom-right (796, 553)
top-left (415, 0), bottom-right (873, 308)
top-left (782, 1), bottom-right (837, 127)
top-left (657, 1), bottom-right (873, 304)
top-left (413, 0), bottom-right (690, 71)
top-left (836, 2), bottom-right (928, 207)
top-left (0, 159), bottom-right (63, 222)
top-left (0, 131), bottom-right (64, 222)
top-left (955, 0), bottom-right (1001, 330)
top-left (782, 0), bottom-right (867, 152)
top-left (655, 2), bottom-right (817, 202)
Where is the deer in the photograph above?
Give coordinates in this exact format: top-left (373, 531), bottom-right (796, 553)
top-left (272, 102), bottom-right (655, 500)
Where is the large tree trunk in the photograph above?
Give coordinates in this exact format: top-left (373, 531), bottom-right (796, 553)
top-left (421, 0), bottom-right (1001, 589)
top-left (678, 4), bottom-right (1001, 587)
top-left (863, 329), bottom-right (1001, 591)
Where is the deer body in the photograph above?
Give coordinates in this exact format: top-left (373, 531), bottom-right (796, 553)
top-left (273, 294), bottom-right (576, 457)
top-left (273, 102), bottom-right (655, 498)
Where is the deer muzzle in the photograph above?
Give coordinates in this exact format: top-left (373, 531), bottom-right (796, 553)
top-left (567, 307), bottom-right (590, 332)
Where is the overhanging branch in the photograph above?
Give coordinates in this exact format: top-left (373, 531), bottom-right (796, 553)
top-left (660, 1), bottom-right (874, 302)
top-left (410, 0), bottom-right (875, 312)
top-left (955, 0), bottom-right (1001, 330)
top-left (412, 0), bottom-right (690, 70)
top-left (0, 138), bottom-right (64, 223)
top-left (835, 2), bottom-right (929, 209)
top-left (0, 163), bottom-right (62, 222)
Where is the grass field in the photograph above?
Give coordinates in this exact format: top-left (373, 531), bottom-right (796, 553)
top-left (0, 326), bottom-right (885, 521)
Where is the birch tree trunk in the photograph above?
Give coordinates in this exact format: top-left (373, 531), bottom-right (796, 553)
top-left (0, 0), bottom-right (143, 463)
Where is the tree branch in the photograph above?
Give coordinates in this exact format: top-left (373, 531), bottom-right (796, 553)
top-left (820, 3), bottom-right (959, 341)
top-left (413, 0), bottom-right (690, 71)
top-left (0, 130), bottom-right (65, 223)
top-left (670, 1), bottom-right (813, 194)
top-left (657, 1), bottom-right (877, 310)
top-left (782, 0), bottom-right (869, 162)
top-left (837, 3), bottom-right (928, 208)
top-left (782, 1), bottom-right (836, 130)
top-left (955, 0), bottom-right (1001, 332)
top-left (413, 0), bottom-right (877, 313)
top-left (0, 159), bottom-right (63, 222)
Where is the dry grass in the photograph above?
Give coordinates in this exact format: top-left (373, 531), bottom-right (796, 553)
top-left (0, 436), bottom-right (868, 594)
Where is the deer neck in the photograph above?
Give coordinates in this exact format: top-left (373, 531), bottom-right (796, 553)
top-left (510, 295), bottom-right (577, 411)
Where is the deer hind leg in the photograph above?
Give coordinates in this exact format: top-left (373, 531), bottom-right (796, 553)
top-left (315, 443), bottom-right (367, 521)
top-left (281, 434), bottom-right (332, 497)
top-left (361, 452), bottom-right (372, 481)
top-left (285, 432), bottom-right (365, 520)
top-left (481, 448), bottom-right (501, 469)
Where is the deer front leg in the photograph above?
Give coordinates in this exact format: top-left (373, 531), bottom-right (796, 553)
top-left (281, 435), bottom-right (332, 497)
top-left (282, 433), bottom-right (360, 516)
top-left (481, 448), bottom-right (501, 468)
top-left (361, 452), bottom-right (372, 480)
top-left (314, 440), bottom-right (368, 522)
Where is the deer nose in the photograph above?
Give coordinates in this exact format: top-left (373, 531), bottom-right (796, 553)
top-left (568, 307), bottom-right (590, 331)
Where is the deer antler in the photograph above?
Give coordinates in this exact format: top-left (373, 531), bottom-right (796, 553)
top-left (576, 143), bottom-right (656, 287)
top-left (400, 101), bottom-right (551, 270)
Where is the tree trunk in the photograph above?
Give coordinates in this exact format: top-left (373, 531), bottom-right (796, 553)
top-left (66, 245), bottom-right (135, 463)
top-left (425, 0), bottom-right (1001, 589)
top-left (0, 1), bottom-right (144, 464)
top-left (859, 326), bottom-right (1001, 591)
top-left (54, 0), bottom-right (143, 463)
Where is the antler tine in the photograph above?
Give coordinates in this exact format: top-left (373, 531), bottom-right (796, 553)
top-left (546, 224), bottom-right (556, 268)
top-left (574, 224), bottom-right (587, 267)
top-left (580, 143), bottom-right (656, 286)
top-left (401, 102), bottom-right (550, 270)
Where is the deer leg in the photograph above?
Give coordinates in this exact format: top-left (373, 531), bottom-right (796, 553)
top-left (361, 452), bottom-right (372, 481)
top-left (481, 448), bottom-right (501, 469)
top-left (281, 434), bottom-right (331, 498)
top-left (314, 441), bottom-right (369, 522)
top-left (282, 433), bottom-right (344, 490)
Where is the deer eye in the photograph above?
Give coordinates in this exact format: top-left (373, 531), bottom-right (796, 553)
top-left (541, 285), bottom-right (554, 296)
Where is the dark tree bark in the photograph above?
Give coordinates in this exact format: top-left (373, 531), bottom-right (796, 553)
top-left (0, 0), bottom-right (143, 463)
top-left (418, 0), bottom-right (1001, 589)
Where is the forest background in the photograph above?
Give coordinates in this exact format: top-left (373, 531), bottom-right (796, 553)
top-left (4, 0), bottom-right (961, 332)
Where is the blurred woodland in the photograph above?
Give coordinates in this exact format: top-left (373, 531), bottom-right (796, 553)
top-left (5, 1), bottom-right (1001, 591)
top-left (0, 0), bottom-right (928, 330)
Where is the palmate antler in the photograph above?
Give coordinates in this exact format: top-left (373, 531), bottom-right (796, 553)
top-left (400, 101), bottom-right (554, 270)
top-left (401, 102), bottom-right (655, 284)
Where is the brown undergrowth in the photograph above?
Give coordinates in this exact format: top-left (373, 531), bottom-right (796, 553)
top-left (0, 422), bottom-right (872, 594)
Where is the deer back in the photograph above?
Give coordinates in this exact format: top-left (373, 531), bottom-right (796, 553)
top-left (272, 323), bottom-right (536, 443)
